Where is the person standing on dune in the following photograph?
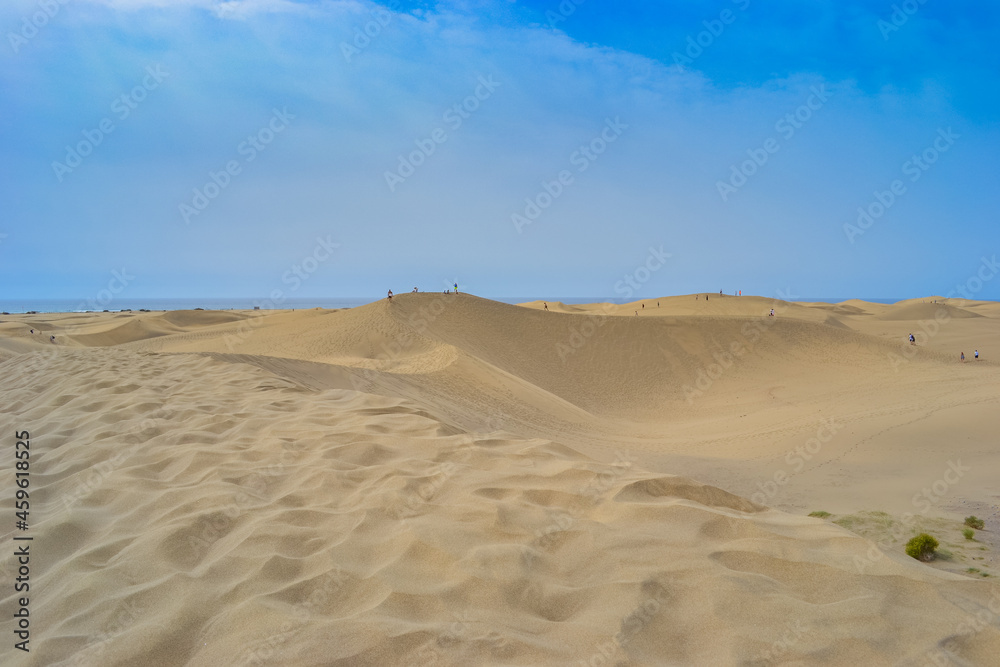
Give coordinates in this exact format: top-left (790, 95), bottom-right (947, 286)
top-left (975, 349), bottom-right (979, 360)
top-left (387, 290), bottom-right (393, 301)
top-left (961, 352), bottom-right (965, 362)
top-left (454, 282), bottom-right (458, 293)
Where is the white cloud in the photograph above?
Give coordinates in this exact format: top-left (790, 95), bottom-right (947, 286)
top-left (81, 0), bottom-right (316, 19)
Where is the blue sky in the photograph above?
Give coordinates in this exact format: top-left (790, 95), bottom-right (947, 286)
top-left (1, 0), bottom-right (997, 301)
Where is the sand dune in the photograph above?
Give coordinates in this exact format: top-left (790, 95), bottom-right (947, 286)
top-left (1, 295), bottom-right (998, 665)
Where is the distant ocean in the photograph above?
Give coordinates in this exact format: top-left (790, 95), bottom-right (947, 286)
top-left (0, 296), bottom-right (905, 314)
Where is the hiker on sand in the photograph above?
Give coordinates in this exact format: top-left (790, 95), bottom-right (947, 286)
top-left (387, 290), bottom-right (393, 300)
top-left (909, 333), bottom-right (915, 345)
top-left (770, 308), bottom-right (775, 317)
top-left (454, 282), bottom-right (459, 293)
top-left (961, 352), bottom-right (965, 362)
top-left (975, 349), bottom-right (979, 360)
top-left (543, 302), bottom-right (548, 311)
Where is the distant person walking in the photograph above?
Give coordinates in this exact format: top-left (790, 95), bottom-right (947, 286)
top-left (961, 352), bottom-right (965, 362)
top-left (387, 290), bottom-right (393, 300)
top-left (975, 349), bottom-right (979, 360)
top-left (770, 308), bottom-right (775, 317)
top-left (543, 302), bottom-right (548, 311)
top-left (454, 282), bottom-right (459, 293)
top-left (909, 333), bottom-right (915, 345)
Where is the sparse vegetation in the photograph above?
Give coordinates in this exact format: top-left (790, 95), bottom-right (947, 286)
top-left (808, 511), bottom-right (831, 519)
top-left (964, 516), bottom-right (985, 530)
top-left (963, 528), bottom-right (975, 540)
top-left (905, 533), bottom-right (939, 562)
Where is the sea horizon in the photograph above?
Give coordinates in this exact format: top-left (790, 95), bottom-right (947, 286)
top-left (0, 295), bottom-right (924, 314)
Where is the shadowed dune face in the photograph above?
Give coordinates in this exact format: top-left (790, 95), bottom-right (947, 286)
top-left (2, 297), bottom-right (999, 665)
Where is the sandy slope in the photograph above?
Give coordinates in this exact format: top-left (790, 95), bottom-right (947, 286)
top-left (1, 295), bottom-right (998, 666)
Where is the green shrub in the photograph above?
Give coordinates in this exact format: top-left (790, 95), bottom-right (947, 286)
top-left (905, 534), bottom-right (939, 562)
top-left (963, 528), bottom-right (975, 540)
top-left (964, 516), bottom-right (985, 530)
top-left (808, 511), bottom-right (831, 519)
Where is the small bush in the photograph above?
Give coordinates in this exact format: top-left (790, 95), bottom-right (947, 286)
top-left (808, 511), bottom-right (831, 519)
top-left (964, 516), bottom-right (985, 530)
top-left (905, 533), bottom-right (939, 562)
top-left (963, 528), bottom-right (975, 540)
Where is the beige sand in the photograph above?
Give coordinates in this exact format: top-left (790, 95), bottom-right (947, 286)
top-left (1, 294), bottom-right (998, 665)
